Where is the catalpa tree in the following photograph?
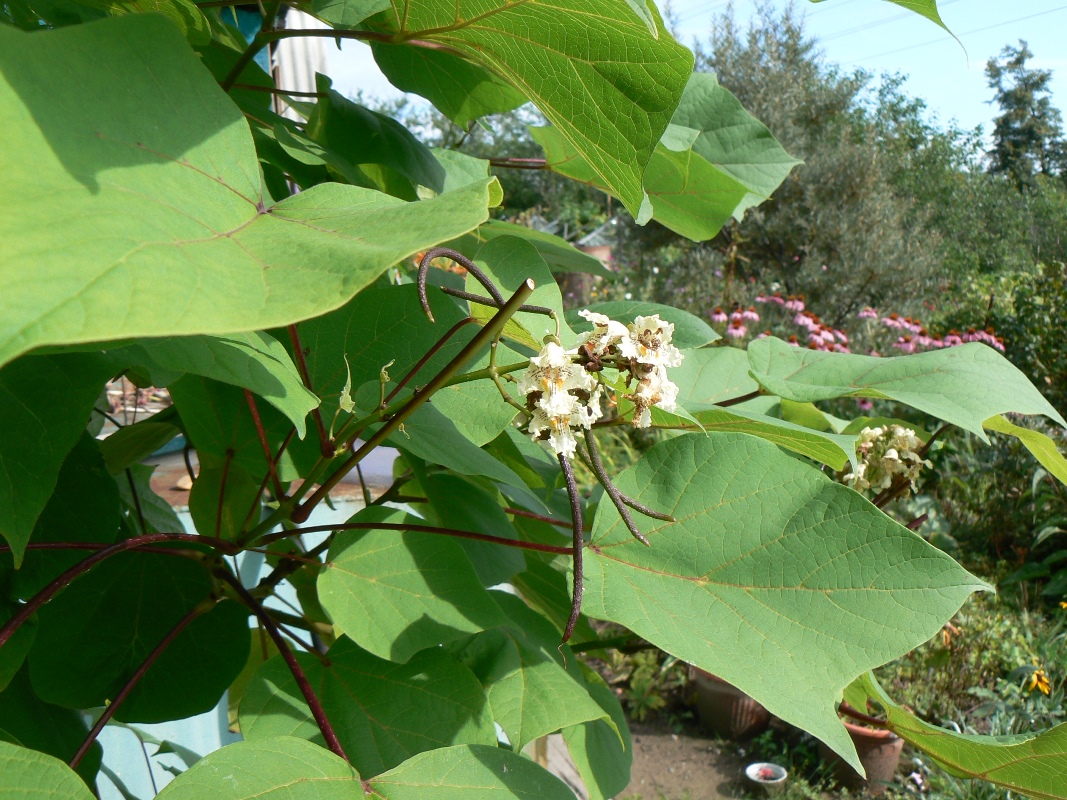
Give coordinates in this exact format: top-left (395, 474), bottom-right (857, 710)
top-left (1, 0), bottom-right (1066, 798)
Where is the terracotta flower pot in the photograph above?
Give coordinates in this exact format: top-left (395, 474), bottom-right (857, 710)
top-left (689, 667), bottom-right (770, 739)
top-left (818, 721), bottom-right (904, 796)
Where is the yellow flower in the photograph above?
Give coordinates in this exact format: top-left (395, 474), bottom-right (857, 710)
top-left (1059, 601), bottom-right (1067, 609)
top-left (1029, 669), bottom-right (1051, 696)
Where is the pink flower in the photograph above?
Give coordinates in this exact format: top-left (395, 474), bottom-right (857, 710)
top-left (833, 329), bottom-right (849, 344)
top-left (994, 336), bottom-right (1006, 352)
top-left (785, 295), bottom-right (805, 312)
top-left (856, 398), bottom-right (874, 412)
top-left (883, 313), bottom-right (903, 329)
top-left (834, 344), bottom-right (852, 353)
top-left (756, 330), bottom-right (771, 339)
top-left (944, 332), bottom-right (963, 347)
top-left (730, 310), bottom-right (744, 324)
top-left (742, 306), bottom-right (760, 322)
top-left (893, 336), bottom-right (916, 354)
top-left (769, 293), bottom-right (786, 306)
top-left (858, 307), bottom-right (878, 319)
top-left (726, 321), bottom-right (747, 338)
top-left (755, 295), bottom-right (768, 304)
top-left (711, 307), bottom-right (728, 324)
top-left (786, 335), bottom-right (800, 347)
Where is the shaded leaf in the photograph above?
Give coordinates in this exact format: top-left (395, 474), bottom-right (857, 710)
top-left (239, 636), bottom-right (496, 776)
top-left (747, 337), bottom-right (1067, 438)
top-left (0, 354), bottom-right (112, 565)
top-left (28, 554), bottom-right (248, 722)
top-left (188, 463), bottom-right (261, 540)
top-left (100, 417), bottom-right (181, 475)
top-left (14, 433), bottom-right (120, 599)
top-left (0, 15), bottom-right (494, 368)
top-left (563, 672), bottom-right (633, 800)
top-left (117, 464), bottom-right (185, 535)
top-left (318, 506), bottom-right (509, 663)
top-left (450, 591), bottom-right (612, 751)
top-left (422, 474), bottom-right (525, 586)
top-left (582, 432), bottom-right (989, 771)
top-left (371, 44), bottom-right (527, 128)
top-left (0, 669), bottom-right (101, 786)
top-left (108, 332), bottom-right (319, 436)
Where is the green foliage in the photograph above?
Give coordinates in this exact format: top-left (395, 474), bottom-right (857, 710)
top-left (2, 0), bottom-right (1066, 797)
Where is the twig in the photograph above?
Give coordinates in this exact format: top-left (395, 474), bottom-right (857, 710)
top-left (488, 157), bottom-right (548, 170)
top-left (216, 571), bottom-right (353, 768)
top-left (183, 443), bottom-right (197, 484)
top-left (291, 279), bottom-right (537, 523)
top-left (716, 389), bottom-right (763, 408)
top-left (558, 453), bottom-right (585, 644)
top-left (242, 428), bottom-right (297, 532)
top-left (259, 521), bottom-right (573, 555)
top-left (70, 600), bottom-right (214, 768)
top-left (505, 507), bottom-right (585, 531)
top-left (287, 325), bottom-right (333, 459)
top-left (838, 701), bottom-right (888, 729)
top-left (919, 424), bottom-right (952, 458)
top-left (125, 468), bottom-right (147, 535)
top-left (245, 390), bottom-right (285, 500)
top-left (0, 534), bottom-right (239, 649)
top-left (383, 317), bottom-right (475, 404)
top-left (417, 247), bottom-right (505, 323)
top-left (583, 430), bottom-right (674, 544)
top-left (905, 513), bottom-right (929, 531)
top-left (232, 83), bottom-right (326, 98)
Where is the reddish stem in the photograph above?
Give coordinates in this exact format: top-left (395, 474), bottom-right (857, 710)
top-left (70, 601), bottom-right (213, 768)
top-left (558, 453), bottom-right (585, 643)
top-left (216, 571), bottom-right (351, 764)
top-left (287, 324), bottom-right (333, 459)
top-left (488, 157), bottom-right (548, 170)
top-left (717, 390), bottom-right (763, 408)
top-left (242, 427), bottom-right (297, 532)
top-left (259, 521), bottom-right (573, 554)
top-left (0, 534), bottom-right (237, 649)
top-left (838, 701), bottom-right (888, 729)
top-left (244, 390), bottom-right (286, 500)
top-left (504, 507), bottom-right (586, 532)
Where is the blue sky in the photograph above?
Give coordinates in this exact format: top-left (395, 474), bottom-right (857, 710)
top-left (324, 0), bottom-right (1067, 136)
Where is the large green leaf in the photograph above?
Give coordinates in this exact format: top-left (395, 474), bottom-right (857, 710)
top-left (432, 345), bottom-right (521, 447)
top-left (369, 0), bottom-right (693, 214)
top-left (157, 737), bottom-right (576, 799)
top-left (13, 433), bottom-right (120, 599)
top-left (663, 72), bottom-right (801, 217)
top-left (301, 0), bottom-right (390, 29)
top-left (581, 432), bottom-right (989, 771)
top-left (28, 554), bottom-right (249, 722)
top-left (670, 345), bottom-right (760, 404)
top-left (0, 354), bottom-right (113, 566)
top-left (748, 337), bottom-right (1067, 438)
top-left (0, 740), bottom-right (95, 800)
top-left (855, 672), bottom-right (1067, 800)
top-left (108, 332), bottom-right (319, 436)
top-left (0, 15), bottom-right (494, 368)
top-left (0, 600), bottom-right (35, 693)
top-left (0, 669), bottom-right (101, 786)
top-left (566, 300), bottom-right (719, 349)
top-left (371, 44), bottom-right (528, 128)
top-left (239, 636), bottom-right (496, 777)
top-left (318, 506), bottom-right (509, 663)
top-left (450, 591), bottom-right (613, 751)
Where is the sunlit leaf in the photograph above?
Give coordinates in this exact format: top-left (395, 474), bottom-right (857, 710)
top-left (582, 432), bottom-right (989, 771)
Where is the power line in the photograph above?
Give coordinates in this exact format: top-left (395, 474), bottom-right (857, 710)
top-left (818, 0), bottom-right (962, 45)
top-left (855, 3), bottom-right (1067, 63)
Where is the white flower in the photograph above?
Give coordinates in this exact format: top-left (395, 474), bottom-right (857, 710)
top-left (843, 424), bottom-right (931, 496)
top-left (576, 309), bottom-right (628, 356)
top-left (619, 315), bottom-right (683, 368)
top-left (517, 341), bottom-right (602, 456)
top-left (629, 364), bottom-right (680, 429)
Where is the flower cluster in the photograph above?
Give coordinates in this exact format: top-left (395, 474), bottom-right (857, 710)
top-left (516, 341), bottom-right (603, 458)
top-left (516, 312), bottom-right (684, 455)
top-left (842, 424), bottom-right (931, 495)
top-left (618, 314), bottom-right (683, 428)
top-left (867, 310), bottom-right (1006, 353)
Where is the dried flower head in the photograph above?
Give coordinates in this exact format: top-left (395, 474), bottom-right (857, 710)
top-left (842, 424), bottom-right (930, 495)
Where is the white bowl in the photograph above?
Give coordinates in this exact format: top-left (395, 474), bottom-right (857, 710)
top-left (745, 762), bottom-right (788, 793)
